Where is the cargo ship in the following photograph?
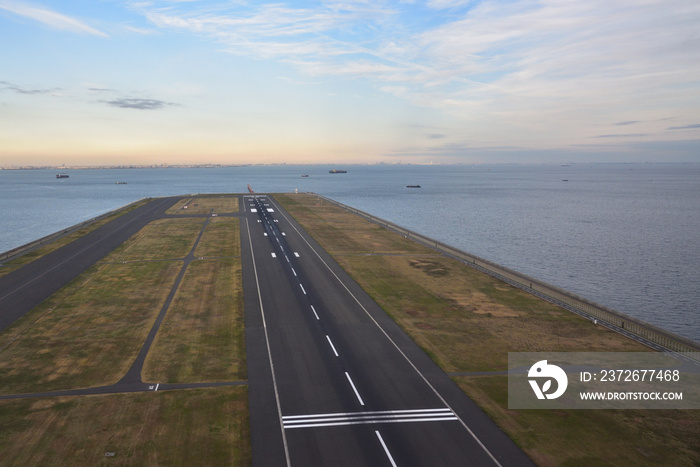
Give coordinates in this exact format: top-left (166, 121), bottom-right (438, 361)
top-left (56, 174), bottom-right (69, 178)
top-left (329, 169), bottom-right (347, 174)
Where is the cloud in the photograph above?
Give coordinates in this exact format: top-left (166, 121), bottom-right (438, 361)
top-left (668, 124), bottom-right (700, 130)
top-left (0, 80), bottom-right (59, 95)
top-left (125, 0), bottom-right (700, 151)
top-left (0, 0), bottom-right (107, 36)
top-left (595, 134), bottom-right (649, 139)
top-left (101, 98), bottom-right (177, 110)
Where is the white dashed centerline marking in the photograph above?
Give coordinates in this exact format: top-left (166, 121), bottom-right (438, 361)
top-left (326, 335), bottom-right (339, 357)
top-left (345, 372), bottom-right (365, 406)
top-left (300, 284), bottom-right (307, 295)
top-left (291, 268), bottom-right (297, 277)
top-left (310, 305), bottom-right (320, 320)
top-left (376, 431), bottom-right (398, 467)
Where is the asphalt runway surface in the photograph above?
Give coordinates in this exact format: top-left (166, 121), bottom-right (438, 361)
top-left (0, 194), bottom-right (534, 466)
top-left (242, 195), bottom-right (534, 466)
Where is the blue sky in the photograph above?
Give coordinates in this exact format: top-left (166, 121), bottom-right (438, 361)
top-left (1, 0), bottom-right (699, 165)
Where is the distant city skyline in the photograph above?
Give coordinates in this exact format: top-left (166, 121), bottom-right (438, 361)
top-left (1, 0), bottom-right (699, 165)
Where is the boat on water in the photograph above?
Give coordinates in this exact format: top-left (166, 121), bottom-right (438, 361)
top-left (116, 181), bottom-right (127, 184)
top-left (301, 174), bottom-right (309, 178)
top-left (406, 185), bottom-right (421, 188)
top-left (56, 174), bottom-right (69, 178)
top-left (329, 169), bottom-right (347, 174)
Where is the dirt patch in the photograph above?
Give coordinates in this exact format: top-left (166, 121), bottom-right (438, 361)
top-left (409, 259), bottom-right (451, 277)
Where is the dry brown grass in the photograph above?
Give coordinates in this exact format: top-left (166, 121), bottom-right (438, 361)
top-left (143, 258), bottom-right (245, 383)
top-left (0, 261), bottom-right (181, 394)
top-left (455, 376), bottom-right (700, 466)
top-left (166, 196), bottom-right (239, 215)
top-left (194, 218), bottom-right (240, 258)
top-left (107, 218), bottom-right (204, 261)
top-left (275, 194), bottom-right (434, 255)
top-left (276, 193), bottom-right (699, 466)
top-left (0, 195), bottom-right (251, 464)
top-left (0, 387), bottom-right (250, 466)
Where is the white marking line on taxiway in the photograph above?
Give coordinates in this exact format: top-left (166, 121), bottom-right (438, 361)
top-left (300, 284), bottom-right (307, 295)
top-left (376, 431), bottom-right (398, 467)
top-left (326, 335), bottom-right (339, 357)
top-left (345, 372), bottom-right (365, 406)
top-left (291, 268), bottom-right (297, 277)
top-left (155, 384), bottom-right (159, 392)
top-left (310, 305), bottom-right (320, 320)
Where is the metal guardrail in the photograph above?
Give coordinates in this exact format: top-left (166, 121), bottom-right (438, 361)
top-left (313, 194), bottom-right (700, 357)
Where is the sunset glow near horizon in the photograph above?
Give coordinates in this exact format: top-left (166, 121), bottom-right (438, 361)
top-left (1, 0), bottom-right (699, 166)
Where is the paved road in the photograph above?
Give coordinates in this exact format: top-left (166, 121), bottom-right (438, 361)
top-left (242, 195), bottom-right (534, 466)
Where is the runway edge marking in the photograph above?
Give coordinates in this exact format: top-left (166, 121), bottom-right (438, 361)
top-left (244, 216), bottom-right (291, 467)
top-left (269, 197), bottom-right (504, 467)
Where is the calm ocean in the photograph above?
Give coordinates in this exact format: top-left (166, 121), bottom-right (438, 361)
top-left (1, 164), bottom-right (698, 342)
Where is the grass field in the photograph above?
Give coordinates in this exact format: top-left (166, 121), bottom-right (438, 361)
top-left (0, 260), bottom-right (182, 394)
top-left (275, 193), bottom-right (700, 466)
top-left (0, 387), bottom-right (249, 466)
top-left (0, 195), bottom-right (250, 465)
top-left (166, 196), bottom-right (239, 215)
top-left (143, 258), bottom-right (245, 383)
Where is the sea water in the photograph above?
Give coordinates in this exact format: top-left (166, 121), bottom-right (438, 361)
top-left (1, 164), bottom-right (698, 342)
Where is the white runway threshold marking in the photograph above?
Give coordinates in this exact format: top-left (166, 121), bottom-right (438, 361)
top-left (345, 372), bottom-right (365, 406)
top-left (282, 408), bottom-right (457, 429)
top-left (376, 431), bottom-right (398, 467)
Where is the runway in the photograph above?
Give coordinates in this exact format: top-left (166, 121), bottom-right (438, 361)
top-left (242, 195), bottom-right (533, 466)
top-left (0, 197), bottom-right (177, 334)
top-left (0, 193), bottom-right (533, 465)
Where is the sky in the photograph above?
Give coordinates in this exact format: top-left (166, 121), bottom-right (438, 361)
top-left (1, 0), bottom-right (699, 166)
